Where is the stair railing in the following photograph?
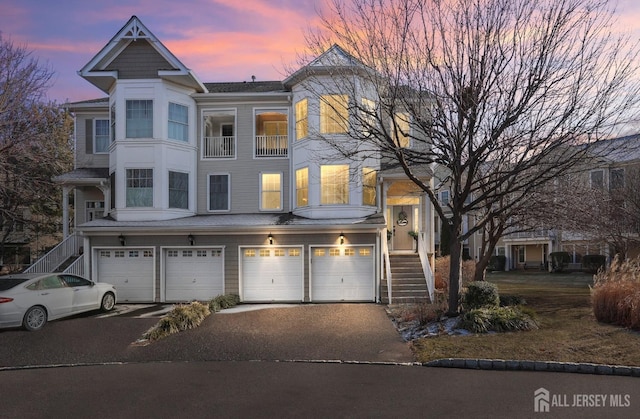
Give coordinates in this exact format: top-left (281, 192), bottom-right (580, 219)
top-left (381, 228), bottom-right (393, 304)
top-left (418, 231), bottom-right (435, 302)
top-left (62, 254), bottom-right (85, 277)
top-left (23, 233), bottom-right (80, 273)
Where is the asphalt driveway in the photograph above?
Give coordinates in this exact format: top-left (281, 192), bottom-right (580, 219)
top-left (0, 304), bottom-right (414, 368)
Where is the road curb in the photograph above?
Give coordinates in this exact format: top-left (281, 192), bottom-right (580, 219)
top-left (424, 358), bottom-right (640, 376)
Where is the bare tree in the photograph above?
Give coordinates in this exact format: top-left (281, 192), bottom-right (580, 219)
top-left (0, 34), bottom-right (73, 269)
top-left (299, 0), bottom-right (640, 313)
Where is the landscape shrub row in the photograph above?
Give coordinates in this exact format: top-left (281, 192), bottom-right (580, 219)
top-left (142, 294), bottom-right (240, 341)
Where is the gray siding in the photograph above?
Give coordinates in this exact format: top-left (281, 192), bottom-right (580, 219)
top-left (76, 187), bottom-right (106, 225)
top-left (197, 101), bottom-right (290, 214)
top-left (106, 40), bottom-right (175, 79)
top-left (88, 231), bottom-right (377, 303)
top-left (75, 113), bottom-right (110, 168)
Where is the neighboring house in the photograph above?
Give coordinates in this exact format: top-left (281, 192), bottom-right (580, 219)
top-left (47, 16), bottom-right (435, 303)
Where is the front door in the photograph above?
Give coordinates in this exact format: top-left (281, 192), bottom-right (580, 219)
top-left (392, 206), bottom-right (414, 250)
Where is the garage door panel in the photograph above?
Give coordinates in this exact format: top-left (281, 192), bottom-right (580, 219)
top-left (311, 246), bottom-right (374, 302)
top-left (97, 249), bottom-right (155, 303)
top-left (165, 248), bottom-right (224, 302)
top-left (242, 247), bottom-right (303, 302)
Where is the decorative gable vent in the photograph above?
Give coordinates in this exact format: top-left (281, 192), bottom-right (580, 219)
top-left (123, 21), bottom-right (148, 40)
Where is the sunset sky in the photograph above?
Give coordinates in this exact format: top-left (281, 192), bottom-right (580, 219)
top-left (1, 0), bottom-right (640, 104)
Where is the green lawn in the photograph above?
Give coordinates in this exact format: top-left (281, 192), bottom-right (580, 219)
top-left (411, 271), bottom-right (640, 366)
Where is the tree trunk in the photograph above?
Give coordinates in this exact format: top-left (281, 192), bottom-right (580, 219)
top-left (474, 252), bottom-right (492, 282)
top-left (447, 239), bottom-right (463, 315)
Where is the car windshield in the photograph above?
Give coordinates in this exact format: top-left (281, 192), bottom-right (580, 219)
top-left (0, 278), bottom-right (30, 291)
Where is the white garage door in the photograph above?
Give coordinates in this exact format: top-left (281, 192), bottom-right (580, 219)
top-left (241, 247), bottom-right (303, 302)
top-left (96, 248), bottom-right (155, 302)
top-left (165, 248), bottom-right (224, 302)
top-left (311, 246), bottom-right (375, 302)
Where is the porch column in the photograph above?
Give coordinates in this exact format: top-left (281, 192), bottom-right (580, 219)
top-left (62, 186), bottom-right (72, 238)
top-left (98, 184), bottom-right (111, 217)
top-left (83, 236), bottom-right (91, 280)
top-left (505, 244), bottom-right (512, 271)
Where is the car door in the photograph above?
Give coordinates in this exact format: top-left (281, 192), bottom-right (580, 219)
top-left (60, 275), bottom-right (99, 313)
top-left (32, 275), bottom-right (73, 318)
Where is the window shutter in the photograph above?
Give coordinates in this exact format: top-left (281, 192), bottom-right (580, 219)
top-left (86, 119), bottom-right (93, 154)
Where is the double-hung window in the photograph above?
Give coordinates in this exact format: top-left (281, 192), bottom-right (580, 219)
top-left (209, 174), bottom-right (230, 211)
top-left (126, 100), bottom-right (153, 138)
top-left (94, 119), bottom-right (110, 153)
top-left (295, 99), bottom-right (308, 140)
top-left (320, 95), bottom-right (349, 134)
top-left (126, 169), bottom-right (153, 207)
top-left (392, 112), bottom-right (410, 148)
top-left (296, 168), bottom-right (309, 207)
top-left (590, 170), bottom-right (604, 189)
top-left (169, 171), bottom-right (189, 209)
top-left (260, 173), bottom-right (282, 211)
top-left (321, 164), bottom-right (349, 204)
top-left (362, 168), bottom-right (377, 206)
top-left (610, 168), bottom-right (624, 191)
top-left (168, 103), bottom-right (188, 142)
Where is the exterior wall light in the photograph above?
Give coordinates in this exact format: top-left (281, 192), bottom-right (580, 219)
top-left (268, 233), bottom-right (274, 245)
top-left (119, 234), bottom-right (126, 246)
top-left (339, 232), bottom-right (345, 245)
top-left (188, 234), bottom-right (195, 246)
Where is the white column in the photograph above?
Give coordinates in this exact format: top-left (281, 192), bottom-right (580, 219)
top-left (62, 186), bottom-right (71, 238)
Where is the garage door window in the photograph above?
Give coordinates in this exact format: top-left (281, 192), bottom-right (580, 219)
top-left (259, 249), bottom-right (270, 257)
top-left (314, 248), bottom-right (325, 256)
top-left (330, 248), bottom-right (340, 256)
top-left (115, 251), bottom-right (125, 258)
top-left (359, 248), bottom-right (371, 256)
top-left (344, 248), bottom-right (355, 256)
top-left (245, 249), bottom-right (256, 257)
top-left (274, 249), bottom-right (285, 256)
top-left (289, 248), bottom-right (300, 256)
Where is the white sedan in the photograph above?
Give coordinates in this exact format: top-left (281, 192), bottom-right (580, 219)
top-left (0, 273), bottom-right (117, 331)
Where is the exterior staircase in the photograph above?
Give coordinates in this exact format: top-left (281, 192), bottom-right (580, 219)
top-left (381, 253), bottom-right (430, 304)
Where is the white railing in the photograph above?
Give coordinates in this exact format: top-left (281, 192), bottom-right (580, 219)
top-left (381, 229), bottom-right (393, 304)
top-left (63, 254), bottom-right (85, 277)
top-left (255, 135), bottom-right (288, 157)
top-left (418, 231), bottom-right (435, 302)
top-left (24, 233), bottom-right (80, 273)
top-left (504, 229), bottom-right (554, 240)
top-left (203, 136), bottom-right (235, 158)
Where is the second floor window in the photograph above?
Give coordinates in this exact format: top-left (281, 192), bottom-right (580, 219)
top-left (440, 190), bottom-right (450, 206)
top-left (169, 171), bottom-right (189, 209)
top-left (590, 170), bottom-right (604, 189)
top-left (320, 95), bottom-right (349, 134)
top-left (363, 168), bottom-right (377, 206)
top-left (321, 164), bottom-right (349, 204)
top-left (168, 103), bottom-right (188, 142)
top-left (260, 173), bottom-right (282, 211)
top-left (392, 112), bottom-right (410, 148)
top-left (295, 99), bottom-right (308, 140)
top-left (94, 119), bottom-right (110, 153)
top-left (610, 168), bottom-right (624, 190)
top-left (126, 168), bottom-right (153, 207)
top-left (208, 174), bottom-right (230, 211)
top-left (126, 100), bottom-right (153, 138)
top-left (296, 167), bottom-right (308, 207)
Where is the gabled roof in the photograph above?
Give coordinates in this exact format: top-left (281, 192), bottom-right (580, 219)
top-left (283, 44), bottom-right (372, 87)
top-left (587, 134), bottom-right (640, 164)
top-left (78, 16), bottom-right (206, 94)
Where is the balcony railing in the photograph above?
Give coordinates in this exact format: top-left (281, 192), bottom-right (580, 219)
top-left (255, 135), bottom-right (288, 157)
top-left (203, 136), bottom-right (235, 158)
top-left (504, 229), bottom-right (555, 240)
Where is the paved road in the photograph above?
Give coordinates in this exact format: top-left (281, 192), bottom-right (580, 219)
top-left (1, 304), bottom-right (639, 418)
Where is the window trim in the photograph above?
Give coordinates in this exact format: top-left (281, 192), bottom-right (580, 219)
top-left (259, 172), bottom-right (283, 211)
top-left (207, 173), bottom-right (231, 212)
top-left (362, 168), bottom-right (377, 206)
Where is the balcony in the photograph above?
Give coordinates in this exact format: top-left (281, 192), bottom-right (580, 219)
top-left (504, 229), bottom-right (555, 240)
top-left (255, 135), bottom-right (288, 157)
top-left (203, 136), bottom-right (235, 158)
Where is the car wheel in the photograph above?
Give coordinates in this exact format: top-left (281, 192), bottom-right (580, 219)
top-left (23, 306), bottom-right (48, 331)
top-left (100, 292), bottom-right (116, 312)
